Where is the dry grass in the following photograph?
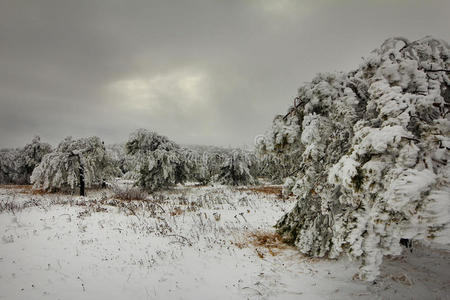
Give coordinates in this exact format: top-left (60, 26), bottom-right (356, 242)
top-left (170, 206), bottom-right (185, 216)
top-left (232, 230), bottom-right (294, 258)
top-left (0, 185), bottom-right (51, 195)
top-left (0, 184), bottom-right (79, 196)
top-left (238, 186), bottom-right (283, 197)
top-left (250, 231), bottom-right (294, 258)
top-left (249, 231), bottom-right (290, 250)
top-left (390, 273), bottom-right (413, 286)
top-left (30, 188), bottom-right (52, 195)
top-left (248, 231), bottom-right (328, 264)
top-left (110, 183), bottom-right (148, 201)
top-left (0, 184), bottom-right (32, 190)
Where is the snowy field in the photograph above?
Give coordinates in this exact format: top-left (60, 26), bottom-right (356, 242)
top-left (0, 185), bottom-right (449, 300)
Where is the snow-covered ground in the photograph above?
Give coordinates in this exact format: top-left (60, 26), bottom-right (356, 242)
top-left (0, 185), bottom-right (449, 299)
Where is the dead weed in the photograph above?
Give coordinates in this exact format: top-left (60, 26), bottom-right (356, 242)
top-left (233, 230), bottom-right (294, 258)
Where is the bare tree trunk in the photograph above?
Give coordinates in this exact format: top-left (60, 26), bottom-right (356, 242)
top-left (79, 165), bottom-right (85, 196)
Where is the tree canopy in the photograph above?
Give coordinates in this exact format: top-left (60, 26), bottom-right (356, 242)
top-left (31, 136), bottom-right (118, 193)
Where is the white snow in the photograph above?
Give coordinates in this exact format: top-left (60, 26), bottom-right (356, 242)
top-left (1, 185), bottom-right (449, 299)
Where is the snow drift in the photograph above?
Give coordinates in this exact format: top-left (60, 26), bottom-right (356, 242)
top-left (258, 36), bottom-right (450, 280)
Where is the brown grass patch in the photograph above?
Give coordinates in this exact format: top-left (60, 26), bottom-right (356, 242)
top-left (249, 231), bottom-right (290, 250)
top-left (232, 230), bottom-right (294, 258)
top-left (250, 231), bottom-right (293, 258)
top-left (0, 184), bottom-right (33, 190)
top-left (239, 186), bottom-right (282, 196)
top-left (30, 188), bottom-right (51, 195)
top-left (0, 184), bottom-right (99, 196)
top-left (232, 241), bottom-right (247, 249)
top-left (169, 206), bottom-right (185, 216)
top-left (0, 185), bottom-right (50, 195)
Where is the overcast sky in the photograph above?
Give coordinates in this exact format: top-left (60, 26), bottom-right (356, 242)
top-left (1, 0), bottom-right (449, 148)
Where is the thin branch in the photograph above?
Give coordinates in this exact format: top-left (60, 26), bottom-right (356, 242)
top-left (166, 234), bottom-right (192, 246)
top-left (423, 69), bottom-right (450, 73)
top-left (283, 96), bottom-right (303, 120)
top-left (401, 136), bottom-right (420, 143)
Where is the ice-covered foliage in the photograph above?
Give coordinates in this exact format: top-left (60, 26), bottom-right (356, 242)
top-left (256, 151), bottom-right (303, 183)
top-left (125, 131), bottom-right (258, 189)
top-left (215, 149), bottom-right (258, 186)
top-left (282, 177), bottom-right (295, 198)
top-left (0, 148), bottom-right (23, 184)
top-left (31, 136), bottom-right (118, 192)
top-left (125, 129), bottom-right (195, 191)
top-left (106, 143), bottom-right (133, 176)
top-left (21, 137), bottom-right (53, 179)
top-left (184, 145), bottom-right (226, 183)
top-left (0, 136), bottom-right (52, 184)
top-left (256, 114), bottom-right (304, 182)
top-left (185, 144), bottom-right (259, 185)
top-left (259, 37), bottom-right (450, 280)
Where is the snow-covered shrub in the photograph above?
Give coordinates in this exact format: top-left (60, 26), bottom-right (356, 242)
top-left (125, 129), bottom-right (194, 191)
top-left (215, 149), bottom-right (257, 186)
top-left (259, 36), bottom-right (450, 281)
top-left (31, 136), bottom-right (118, 193)
top-left (0, 136), bottom-right (51, 184)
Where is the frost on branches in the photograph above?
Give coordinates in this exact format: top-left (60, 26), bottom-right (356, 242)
top-left (31, 136), bottom-right (118, 194)
top-left (185, 145), bottom-right (259, 185)
top-left (125, 129), bottom-right (195, 191)
top-left (0, 136), bottom-right (52, 184)
top-left (258, 37), bottom-right (450, 281)
top-left (256, 114), bottom-right (305, 183)
top-left (215, 149), bottom-right (258, 186)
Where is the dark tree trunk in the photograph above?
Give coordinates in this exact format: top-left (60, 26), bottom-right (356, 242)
top-left (400, 238), bottom-right (413, 252)
top-left (79, 165), bottom-right (85, 196)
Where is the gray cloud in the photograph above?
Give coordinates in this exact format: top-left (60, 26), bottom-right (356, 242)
top-left (1, 0), bottom-right (449, 148)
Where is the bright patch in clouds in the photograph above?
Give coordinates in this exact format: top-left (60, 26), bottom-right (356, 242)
top-left (260, 0), bottom-right (295, 14)
top-left (108, 69), bottom-right (210, 116)
top-left (257, 0), bottom-right (316, 18)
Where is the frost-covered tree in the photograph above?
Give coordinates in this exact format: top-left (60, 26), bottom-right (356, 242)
top-left (125, 129), bottom-right (194, 191)
top-left (255, 151), bottom-right (303, 183)
top-left (31, 136), bottom-right (118, 195)
top-left (0, 136), bottom-right (51, 184)
top-left (258, 36), bottom-right (450, 281)
top-left (21, 136), bottom-right (53, 182)
top-left (256, 114), bottom-right (305, 183)
top-left (106, 143), bottom-right (132, 176)
top-left (185, 144), bottom-right (261, 185)
top-left (215, 149), bottom-right (257, 186)
top-left (0, 148), bottom-right (22, 184)
top-left (180, 147), bottom-right (206, 184)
